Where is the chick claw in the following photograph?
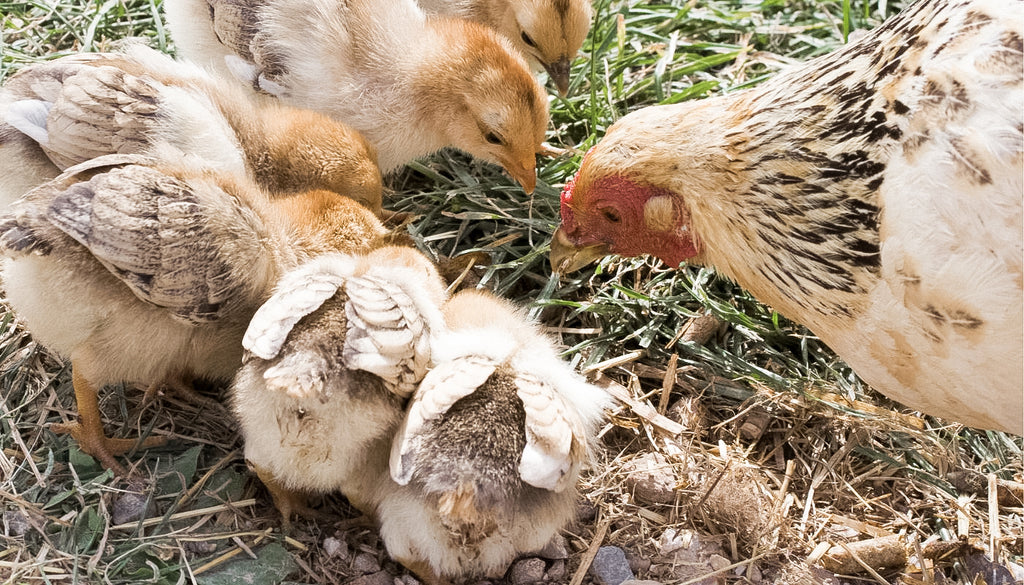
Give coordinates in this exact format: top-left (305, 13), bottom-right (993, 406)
top-left (51, 420), bottom-right (167, 475)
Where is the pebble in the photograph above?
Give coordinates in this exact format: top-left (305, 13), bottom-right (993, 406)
top-left (323, 536), bottom-right (349, 559)
top-left (576, 501), bottom-right (598, 524)
top-left (708, 554), bottom-right (731, 572)
top-left (348, 570), bottom-right (393, 585)
top-left (353, 552), bottom-right (382, 575)
top-left (546, 559), bottom-right (567, 582)
top-left (621, 453), bottom-right (676, 505)
top-left (112, 484), bottom-right (150, 525)
top-left (3, 510), bottom-right (29, 537)
top-left (590, 546), bottom-right (635, 585)
top-left (509, 558), bottom-right (546, 584)
top-left (620, 581), bottom-right (664, 585)
top-left (536, 534), bottom-right (569, 559)
top-left (394, 575), bottom-right (420, 585)
top-left (626, 552), bottom-right (651, 575)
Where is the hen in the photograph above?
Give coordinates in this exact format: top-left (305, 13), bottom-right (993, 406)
top-left (414, 0), bottom-right (592, 95)
top-left (0, 153), bottom-right (389, 472)
top-left (232, 246), bottom-right (447, 523)
top-left (551, 0), bottom-right (1022, 434)
top-left (0, 46), bottom-right (383, 214)
top-left (375, 289), bottom-right (609, 584)
top-left (163, 0), bottom-right (549, 191)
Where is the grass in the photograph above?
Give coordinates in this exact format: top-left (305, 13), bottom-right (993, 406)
top-left (1, 0), bottom-right (1022, 583)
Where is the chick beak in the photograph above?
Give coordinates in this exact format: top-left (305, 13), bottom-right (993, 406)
top-left (506, 157), bottom-right (537, 194)
top-left (549, 227), bottom-right (610, 273)
top-left (543, 57), bottom-right (571, 97)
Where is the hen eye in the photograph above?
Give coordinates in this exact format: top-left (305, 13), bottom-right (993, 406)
top-left (485, 131), bottom-right (504, 145)
top-left (601, 208), bottom-right (621, 223)
top-left (521, 31), bottom-right (537, 47)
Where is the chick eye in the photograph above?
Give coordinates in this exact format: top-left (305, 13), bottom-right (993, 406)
top-left (601, 208), bottom-right (621, 223)
top-left (521, 31), bottom-right (537, 47)
top-left (485, 131), bottom-right (504, 145)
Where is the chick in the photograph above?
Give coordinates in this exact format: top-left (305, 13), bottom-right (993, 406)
top-left (0, 152), bottom-right (388, 473)
top-left (232, 246), bottom-right (448, 523)
top-left (374, 289), bottom-right (609, 584)
top-left (163, 0), bottom-right (549, 192)
top-left (415, 0), bottom-right (592, 95)
top-left (0, 46), bottom-right (383, 214)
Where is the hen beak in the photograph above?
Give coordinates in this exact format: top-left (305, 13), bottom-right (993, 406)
top-left (549, 227), bottom-right (610, 273)
top-left (504, 157), bottom-right (537, 194)
top-left (543, 57), bottom-right (571, 97)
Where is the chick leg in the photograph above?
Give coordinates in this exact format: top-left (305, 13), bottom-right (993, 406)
top-left (251, 464), bottom-right (319, 529)
top-left (52, 364), bottom-right (166, 474)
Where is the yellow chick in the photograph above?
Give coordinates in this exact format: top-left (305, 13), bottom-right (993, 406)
top-left (163, 0), bottom-right (549, 192)
top-left (0, 46), bottom-right (383, 214)
top-left (415, 0), bottom-right (593, 95)
top-left (0, 153), bottom-right (388, 473)
top-left (232, 245), bottom-right (448, 523)
top-left (375, 289), bottom-right (610, 584)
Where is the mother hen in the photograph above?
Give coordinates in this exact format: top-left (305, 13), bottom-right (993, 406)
top-left (551, 0), bottom-right (1022, 434)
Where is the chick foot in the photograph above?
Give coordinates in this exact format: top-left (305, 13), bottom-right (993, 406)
top-left (55, 363), bottom-right (167, 474)
top-left (51, 420), bottom-right (166, 475)
top-left (141, 375), bottom-right (220, 411)
top-left (251, 463), bottom-right (320, 529)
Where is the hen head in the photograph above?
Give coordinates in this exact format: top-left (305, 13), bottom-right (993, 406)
top-left (549, 102), bottom-right (730, 273)
top-left (504, 0), bottom-right (592, 95)
top-left (552, 151), bottom-right (700, 273)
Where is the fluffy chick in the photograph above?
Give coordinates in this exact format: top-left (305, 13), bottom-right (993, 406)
top-left (414, 0), bottom-right (592, 95)
top-left (552, 0), bottom-right (1023, 433)
top-left (163, 0), bottom-right (549, 191)
top-left (373, 289), bottom-right (609, 584)
top-left (232, 246), bottom-right (447, 523)
top-left (0, 153), bottom-right (388, 472)
top-left (0, 45), bottom-right (383, 214)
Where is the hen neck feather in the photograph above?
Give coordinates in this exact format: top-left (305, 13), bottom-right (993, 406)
top-left (663, 0), bottom-right (982, 327)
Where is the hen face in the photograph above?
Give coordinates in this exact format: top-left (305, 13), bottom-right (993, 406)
top-left (455, 53), bottom-right (549, 193)
top-left (552, 148), bottom-right (700, 273)
top-left (506, 0), bottom-right (592, 95)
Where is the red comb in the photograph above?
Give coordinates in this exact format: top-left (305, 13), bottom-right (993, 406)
top-left (560, 146), bottom-right (595, 205)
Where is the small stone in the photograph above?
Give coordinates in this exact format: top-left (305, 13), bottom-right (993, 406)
top-left (510, 557), bottom-right (546, 584)
top-left (353, 552), bottom-right (382, 575)
top-left (666, 397), bottom-right (705, 432)
top-left (536, 534), bottom-right (569, 559)
top-left (112, 484), bottom-right (151, 525)
top-left (708, 554), bottom-right (731, 572)
top-left (576, 501), bottom-right (598, 524)
top-left (620, 581), bottom-right (664, 585)
top-left (394, 575), bottom-right (420, 585)
top-left (546, 559), bottom-right (566, 582)
top-left (621, 453), bottom-right (676, 505)
top-left (323, 536), bottom-right (349, 558)
top-left (626, 552), bottom-right (651, 575)
top-left (746, 564), bottom-right (762, 583)
top-left (348, 570), bottom-right (393, 585)
top-left (659, 528), bottom-right (692, 555)
top-left (590, 546), bottom-right (635, 585)
top-left (3, 510), bottom-right (30, 537)
top-left (182, 540), bottom-right (218, 555)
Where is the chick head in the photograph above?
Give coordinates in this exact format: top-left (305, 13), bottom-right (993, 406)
top-left (504, 0), bottom-right (592, 95)
top-left (433, 22), bottom-right (549, 194)
top-left (263, 109), bottom-right (384, 216)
